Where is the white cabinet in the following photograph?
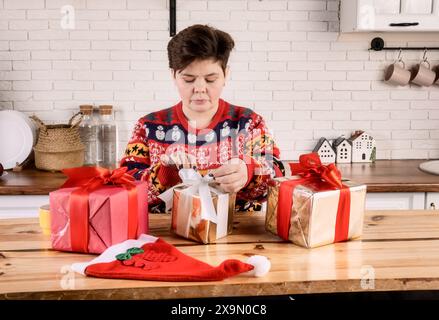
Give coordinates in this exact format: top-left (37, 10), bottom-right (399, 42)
top-left (366, 192), bottom-right (439, 210)
top-left (341, 0), bottom-right (439, 32)
top-left (366, 192), bottom-right (425, 210)
top-left (425, 192), bottom-right (439, 210)
top-left (0, 195), bottom-right (49, 219)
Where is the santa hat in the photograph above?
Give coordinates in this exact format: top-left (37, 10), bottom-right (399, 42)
top-left (71, 234), bottom-right (270, 282)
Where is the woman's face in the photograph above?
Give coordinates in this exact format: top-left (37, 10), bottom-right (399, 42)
top-left (172, 59), bottom-right (228, 114)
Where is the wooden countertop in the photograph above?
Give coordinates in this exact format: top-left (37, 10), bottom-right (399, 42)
top-left (0, 160), bottom-right (438, 195)
top-left (2, 210), bottom-right (439, 300)
top-left (0, 168), bottom-right (66, 195)
top-left (337, 160), bottom-right (439, 192)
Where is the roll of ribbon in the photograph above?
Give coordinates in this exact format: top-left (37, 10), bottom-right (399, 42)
top-left (39, 204), bottom-right (51, 236)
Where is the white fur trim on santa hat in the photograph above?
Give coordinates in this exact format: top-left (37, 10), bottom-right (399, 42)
top-left (244, 255), bottom-right (271, 277)
top-left (71, 234), bottom-right (158, 275)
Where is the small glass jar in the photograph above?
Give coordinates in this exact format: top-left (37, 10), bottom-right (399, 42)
top-left (78, 104), bottom-right (99, 166)
top-left (97, 105), bottom-right (118, 169)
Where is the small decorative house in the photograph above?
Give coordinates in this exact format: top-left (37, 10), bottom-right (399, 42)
top-left (313, 137), bottom-right (336, 163)
top-left (349, 130), bottom-right (376, 163)
top-left (333, 135), bottom-right (352, 164)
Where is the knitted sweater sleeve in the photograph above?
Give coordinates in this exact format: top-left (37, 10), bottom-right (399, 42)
top-left (119, 118), bottom-right (180, 206)
top-left (236, 114), bottom-right (283, 203)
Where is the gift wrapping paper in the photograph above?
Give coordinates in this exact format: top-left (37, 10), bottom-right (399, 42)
top-left (266, 177), bottom-right (367, 248)
top-left (171, 186), bottom-right (236, 244)
top-left (50, 180), bottom-right (148, 254)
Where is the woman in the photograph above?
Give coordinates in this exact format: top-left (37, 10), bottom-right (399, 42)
top-left (120, 24), bottom-right (284, 212)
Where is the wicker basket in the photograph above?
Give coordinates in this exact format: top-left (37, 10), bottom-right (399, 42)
top-left (31, 112), bottom-right (85, 172)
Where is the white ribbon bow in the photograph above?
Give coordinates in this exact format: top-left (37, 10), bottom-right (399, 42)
top-left (157, 168), bottom-right (219, 224)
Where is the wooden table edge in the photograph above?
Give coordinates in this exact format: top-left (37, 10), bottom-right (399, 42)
top-left (2, 278), bottom-right (439, 300)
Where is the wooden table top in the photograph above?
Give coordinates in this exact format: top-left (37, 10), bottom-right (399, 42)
top-left (1, 160), bottom-right (438, 195)
top-left (1, 210), bottom-right (439, 300)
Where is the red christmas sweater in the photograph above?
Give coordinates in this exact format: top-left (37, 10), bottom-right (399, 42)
top-left (120, 98), bottom-right (285, 212)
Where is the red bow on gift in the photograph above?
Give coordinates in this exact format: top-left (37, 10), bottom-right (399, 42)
top-left (61, 166), bottom-right (139, 253)
top-left (277, 153), bottom-right (351, 243)
top-left (61, 166), bottom-right (138, 190)
top-left (289, 152), bottom-right (343, 189)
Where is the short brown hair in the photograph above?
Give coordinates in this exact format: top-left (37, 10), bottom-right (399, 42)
top-left (167, 24), bottom-right (235, 75)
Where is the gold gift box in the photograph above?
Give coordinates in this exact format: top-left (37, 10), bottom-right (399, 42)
top-left (266, 177), bottom-right (367, 248)
top-left (171, 186), bottom-right (236, 244)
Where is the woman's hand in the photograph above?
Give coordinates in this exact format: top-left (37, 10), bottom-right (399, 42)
top-left (160, 152), bottom-right (197, 170)
top-left (211, 158), bottom-right (248, 193)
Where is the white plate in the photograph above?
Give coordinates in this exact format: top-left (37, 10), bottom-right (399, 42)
top-left (0, 110), bottom-right (37, 170)
top-left (419, 160), bottom-right (439, 176)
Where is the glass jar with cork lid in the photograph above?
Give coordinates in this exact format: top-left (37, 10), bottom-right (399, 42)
top-left (97, 105), bottom-right (118, 169)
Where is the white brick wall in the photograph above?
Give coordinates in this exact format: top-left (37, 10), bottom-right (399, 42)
top-left (1, 0), bottom-right (439, 161)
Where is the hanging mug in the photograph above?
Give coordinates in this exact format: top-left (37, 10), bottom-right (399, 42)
top-left (384, 50), bottom-right (411, 86)
top-left (434, 66), bottom-right (439, 85)
top-left (410, 49), bottom-right (436, 86)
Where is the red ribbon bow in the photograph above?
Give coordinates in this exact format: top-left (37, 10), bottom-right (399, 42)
top-left (61, 167), bottom-right (139, 253)
top-left (277, 153), bottom-right (351, 244)
top-left (61, 166), bottom-right (137, 190)
top-left (289, 152), bottom-right (343, 189)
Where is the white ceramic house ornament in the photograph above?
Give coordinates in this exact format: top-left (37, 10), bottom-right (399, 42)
top-left (349, 130), bottom-right (376, 163)
top-left (333, 135), bottom-right (352, 164)
top-left (312, 137), bottom-right (336, 164)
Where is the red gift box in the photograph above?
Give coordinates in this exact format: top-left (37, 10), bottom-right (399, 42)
top-left (50, 167), bottom-right (148, 254)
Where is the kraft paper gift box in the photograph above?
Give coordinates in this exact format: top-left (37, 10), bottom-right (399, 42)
top-left (50, 167), bottom-right (149, 254)
top-left (171, 186), bottom-right (236, 244)
top-left (158, 168), bottom-right (236, 244)
top-left (265, 153), bottom-right (367, 248)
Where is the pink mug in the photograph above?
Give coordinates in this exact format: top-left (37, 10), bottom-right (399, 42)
top-left (384, 61), bottom-right (411, 86)
top-left (434, 66), bottom-right (439, 85)
top-left (411, 60), bottom-right (436, 86)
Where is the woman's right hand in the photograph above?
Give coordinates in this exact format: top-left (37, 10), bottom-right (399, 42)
top-left (160, 152), bottom-right (197, 170)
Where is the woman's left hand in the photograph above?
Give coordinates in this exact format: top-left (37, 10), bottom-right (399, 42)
top-left (211, 158), bottom-right (248, 193)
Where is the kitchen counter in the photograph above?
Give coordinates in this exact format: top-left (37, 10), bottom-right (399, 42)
top-left (337, 159), bottom-right (439, 192)
top-left (0, 168), bottom-right (66, 195)
top-left (1, 210), bottom-right (439, 299)
top-left (0, 160), bottom-right (438, 195)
